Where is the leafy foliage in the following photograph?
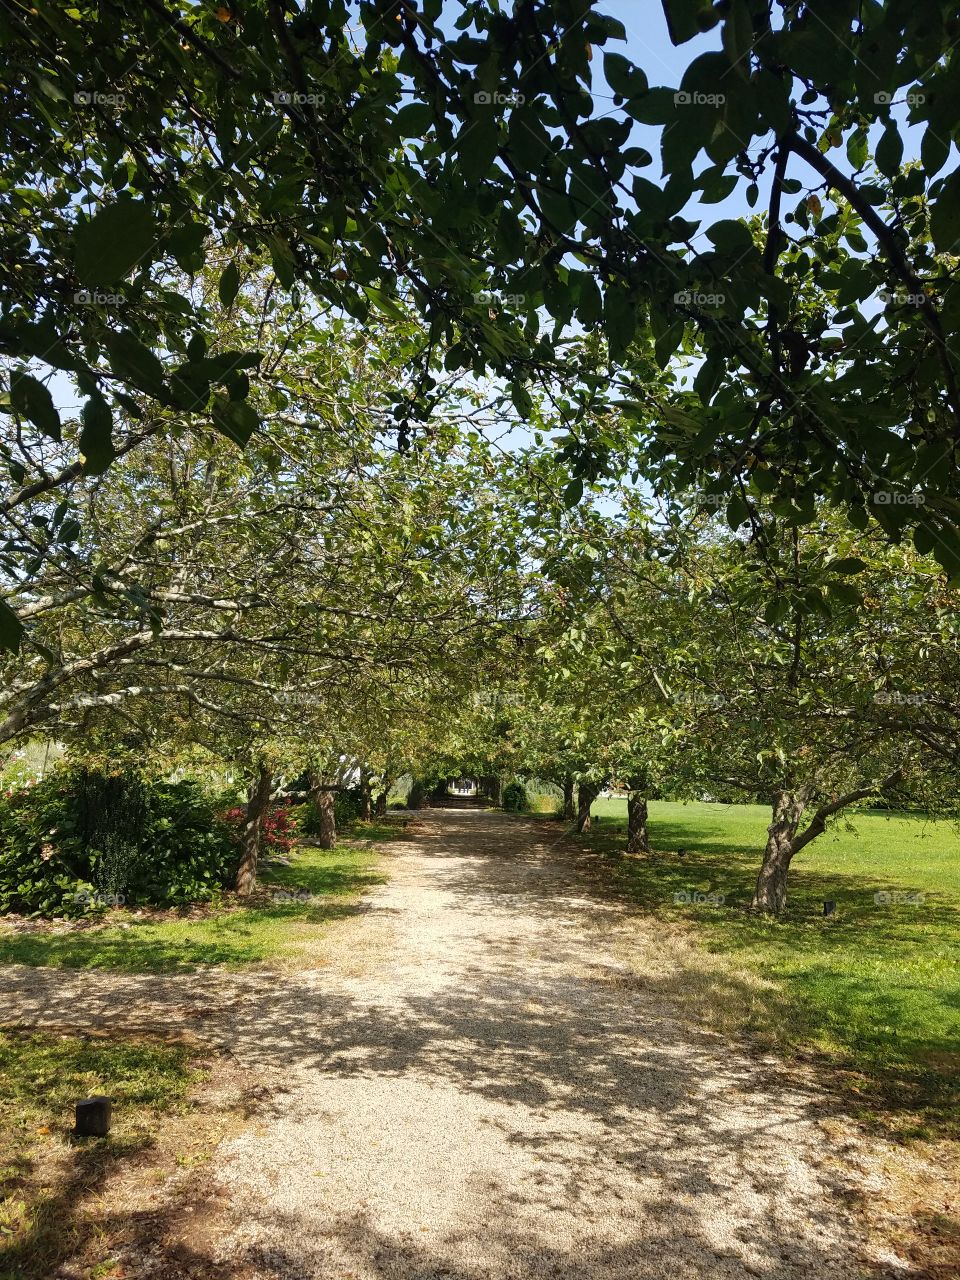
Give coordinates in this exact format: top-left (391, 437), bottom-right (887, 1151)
top-left (0, 767), bottom-right (239, 915)
top-left (502, 780), bottom-right (530, 812)
top-left (3, 0), bottom-right (960, 557)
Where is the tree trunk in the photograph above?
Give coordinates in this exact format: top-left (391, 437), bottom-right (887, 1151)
top-left (490, 776), bottom-right (503, 807)
top-left (358, 775), bottom-right (372, 821)
top-left (316, 789), bottom-right (336, 849)
top-left (750, 789), bottom-right (808, 914)
top-left (235, 763), bottom-right (273, 895)
top-left (562, 774), bottom-right (575, 821)
top-left (309, 773), bottom-right (337, 850)
top-left (625, 786), bottom-right (650, 854)
top-left (576, 781), bottom-right (600, 833)
top-left (375, 789), bottom-right (388, 817)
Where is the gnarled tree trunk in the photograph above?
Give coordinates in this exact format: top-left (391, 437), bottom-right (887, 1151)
top-left (235, 763), bottom-right (273, 895)
top-left (562, 774), bottom-right (575, 821)
top-left (576, 781), bottom-right (601, 833)
top-left (750, 788), bottom-right (809, 914)
top-left (625, 783), bottom-right (650, 854)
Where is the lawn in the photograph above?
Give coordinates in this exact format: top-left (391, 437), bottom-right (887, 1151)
top-left (0, 823), bottom-right (393, 974)
top-left (581, 799), bottom-right (960, 1137)
top-left (0, 1028), bottom-right (202, 1279)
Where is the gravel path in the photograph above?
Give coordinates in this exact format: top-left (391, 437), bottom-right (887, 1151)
top-left (2, 809), bottom-right (911, 1278)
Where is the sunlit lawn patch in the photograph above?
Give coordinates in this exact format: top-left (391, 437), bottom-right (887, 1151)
top-left (0, 824), bottom-right (394, 975)
top-left (582, 799), bottom-right (960, 1137)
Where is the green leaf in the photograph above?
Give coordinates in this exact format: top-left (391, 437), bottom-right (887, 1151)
top-left (218, 261), bottom-right (241, 308)
top-left (726, 494), bottom-right (749, 529)
top-left (11, 371), bottom-right (61, 440)
top-left (662, 0), bottom-right (720, 44)
top-left (604, 287), bottom-right (637, 362)
top-left (211, 396), bottom-right (259, 447)
top-left (930, 171), bottom-right (960, 254)
top-left (875, 123), bottom-right (903, 178)
top-left (563, 478), bottom-right (583, 507)
top-left (921, 126), bottom-right (950, 179)
top-left (604, 53), bottom-right (648, 100)
top-left (0, 599), bottom-right (23, 655)
top-left (103, 330), bottom-right (166, 396)
top-left (73, 199), bottom-right (157, 285)
top-left (78, 393), bottom-right (114, 475)
top-left (845, 129), bottom-right (868, 171)
top-left (654, 319), bottom-right (684, 369)
top-left (706, 218), bottom-right (755, 256)
top-left (268, 236), bottom-right (296, 289)
top-left (830, 556), bottom-right (867, 575)
top-left (395, 102), bottom-right (435, 135)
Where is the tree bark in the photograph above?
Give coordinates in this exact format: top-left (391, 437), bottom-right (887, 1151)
top-left (562, 774), bottom-right (575, 821)
top-left (308, 773), bottom-right (337, 849)
top-left (576, 781), bottom-right (600, 833)
top-left (235, 763), bottom-right (273, 895)
top-left (490, 775), bottom-right (503, 807)
top-left (750, 770), bottom-right (902, 914)
top-left (750, 789), bottom-right (809, 914)
top-left (358, 774), bottom-right (372, 821)
top-left (316, 789), bottom-right (336, 849)
top-left (625, 783), bottom-right (650, 854)
top-left (375, 789), bottom-right (388, 817)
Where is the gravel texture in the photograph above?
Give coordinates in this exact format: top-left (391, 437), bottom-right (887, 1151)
top-left (1, 809), bottom-right (919, 1278)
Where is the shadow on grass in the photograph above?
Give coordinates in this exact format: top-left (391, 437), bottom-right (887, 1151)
top-left (581, 816), bottom-right (960, 1139)
top-left (0, 1029), bottom-right (197, 1279)
top-left (0, 843), bottom-right (389, 975)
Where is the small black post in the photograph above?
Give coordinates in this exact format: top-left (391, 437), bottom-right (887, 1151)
top-left (823, 900), bottom-right (836, 917)
top-left (75, 1095), bottom-right (112, 1136)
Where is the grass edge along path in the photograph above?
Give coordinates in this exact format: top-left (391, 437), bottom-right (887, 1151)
top-left (0, 818), bottom-right (400, 975)
top-left (573, 799), bottom-right (960, 1141)
top-left (0, 1026), bottom-right (212, 1279)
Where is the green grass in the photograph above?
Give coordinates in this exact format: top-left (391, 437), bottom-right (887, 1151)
top-left (581, 799), bottom-right (960, 1137)
top-left (0, 1028), bottom-right (200, 1278)
top-left (0, 825), bottom-right (391, 974)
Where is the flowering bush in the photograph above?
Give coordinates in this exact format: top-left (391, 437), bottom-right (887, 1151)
top-left (222, 801), bottom-right (298, 857)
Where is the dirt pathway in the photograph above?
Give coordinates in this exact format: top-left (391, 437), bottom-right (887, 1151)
top-left (2, 810), bottom-right (915, 1278)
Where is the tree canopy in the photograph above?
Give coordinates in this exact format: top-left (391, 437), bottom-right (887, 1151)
top-left (4, 0), bottom-right (960, 612)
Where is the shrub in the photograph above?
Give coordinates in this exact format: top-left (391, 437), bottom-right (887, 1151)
top-left (222, 800), bottom-right (298, 858)
top-left (0, 766), bottom-right (239, 917)
top-left (502, 781), bottom-right (530, 812)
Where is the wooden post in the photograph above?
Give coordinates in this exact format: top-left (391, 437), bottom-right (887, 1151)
top-left (75, 1096), bottom-right (112, 1136)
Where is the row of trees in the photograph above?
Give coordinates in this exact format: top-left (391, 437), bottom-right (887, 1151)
top-left (500, 496), bottom-right (960, 912)
top-left (3, 243), bottom-right (959, 918)
top-left (5, 0), bottom-right (960, 559)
